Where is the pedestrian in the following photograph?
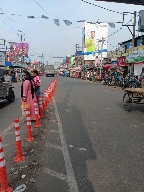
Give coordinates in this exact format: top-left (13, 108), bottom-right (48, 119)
top-left (4, 71), bottom-right (12, 82)
top-left (32, 70), bottom-right (41, 99)
top-left (21, 70), bottom-right (37, 121)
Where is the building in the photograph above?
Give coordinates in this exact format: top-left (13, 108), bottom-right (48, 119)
top-left (118, 35), bottom-right (144, 56)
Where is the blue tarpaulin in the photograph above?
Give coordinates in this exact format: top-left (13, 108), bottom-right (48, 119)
top-left (5, 62), bottom-right (12, 66)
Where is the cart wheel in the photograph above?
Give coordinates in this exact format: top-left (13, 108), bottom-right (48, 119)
top-left (123, 93), bottom-right (133, 112)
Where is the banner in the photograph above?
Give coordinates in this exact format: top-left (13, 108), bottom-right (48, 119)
top-left (9, 42), bottom-right (29, 57)
top-left (126, 45), bottom-right (144, 63)
top-left (134, 64), bottom-right (143, 76)
top-left (83, 22), bottom-right (108, 61)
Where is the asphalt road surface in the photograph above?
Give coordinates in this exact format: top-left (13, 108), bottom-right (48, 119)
top-left (1, 75), bottom-right (144, 192)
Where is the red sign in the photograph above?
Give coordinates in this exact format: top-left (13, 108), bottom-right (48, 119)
top-left (117, 56), bottom-right (127, 66)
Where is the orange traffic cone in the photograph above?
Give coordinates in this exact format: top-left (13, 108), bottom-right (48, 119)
top-left (38, 96), bottom-right (44, 119)
top-left (34, 100), bottom-right (41, 128)
top-left (0, 137), bottom-right (13, 192)
top-left (14, 118), bottom-right (25, 162)
top-left (42, 93), bottom-right (46, 112)
top-left (26, 107), bottom-right (34, 142)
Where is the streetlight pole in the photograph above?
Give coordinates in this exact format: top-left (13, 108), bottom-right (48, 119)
top-left (99, 37), bottom-right (105, 78)
top-left (122, 11), bottom-right (136, 75)
top-left (75, 44), bottom-right (79, 67)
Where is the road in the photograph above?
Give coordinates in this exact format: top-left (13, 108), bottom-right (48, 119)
top-left (1, 75), bottom-right (144, 192)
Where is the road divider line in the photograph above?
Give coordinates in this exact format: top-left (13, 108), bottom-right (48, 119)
top-left (52, 97), bottom-right (79, 192)
top-left (45, 143), bottom-right (62, 151)
top-left (44, 167), bottom-right (68, 182)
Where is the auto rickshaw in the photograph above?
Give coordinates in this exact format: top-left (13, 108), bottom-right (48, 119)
top-left (0, 66), bottom-right (15, 103)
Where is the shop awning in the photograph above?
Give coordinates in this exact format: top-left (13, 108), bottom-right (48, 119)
top-left (5, 62), bottom-right (12, 67)
top-left (9, 66), bottom-right (24, 68)
top-left (103, 64), bottom-right (116, 70)
top-left (74, 67), bottom-right (82, 71)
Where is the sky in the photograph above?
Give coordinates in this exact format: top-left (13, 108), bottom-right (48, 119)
top-left (0, 0), bottom-right (143, 66)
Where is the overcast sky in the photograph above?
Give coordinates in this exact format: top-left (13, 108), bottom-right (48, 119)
top-left (0, 0), bottom-right (143, 66)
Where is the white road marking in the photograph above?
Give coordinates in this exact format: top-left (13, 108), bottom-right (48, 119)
top-left (44, 167), bottom-right (68, 182)
top-left (49, 120), bottom-right (57, 122)
top-left (78, 148), bottom-right (87, 151)
top-left (50, 130), bottom-right (59, 133)
top-left (0, 116), bottom-right (25, 137)
top-left (45, 143), bottom-right (62, 151)
top-left (49, 112), bottom-right (55, 114)
top-left (53, 97), bottom-right (79, 192)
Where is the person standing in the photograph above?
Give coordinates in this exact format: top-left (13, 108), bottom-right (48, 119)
top-left (84, 31), bottom-right (95, 53)
top-left (4, 71), bottom-right (12, 82)
top-left (21, 71), bottom-right (37, 121)
top-left (32, 70), bottom-right (41, 99)
top-left (95, 56), bottom-right (100, 67)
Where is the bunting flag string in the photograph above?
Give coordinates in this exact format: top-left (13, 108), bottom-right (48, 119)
top-left (53, 19), bottom-right (60, 26)
top-left (63, 20), bottom-right (72, 26)
top-left (81, 0), bottom-right (123, 15)
top-left (108, 23), bottom-right (115, 28)
top-left (41, 15), bottom-right (49, 19)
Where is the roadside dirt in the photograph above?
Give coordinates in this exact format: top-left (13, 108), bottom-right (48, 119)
top-left (3, 108), bottom-right (52, 192)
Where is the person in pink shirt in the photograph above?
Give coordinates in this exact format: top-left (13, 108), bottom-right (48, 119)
top-left (32, 70), bottom-right (41, 99)
top-left (21, 71), bottom-right (37, 121)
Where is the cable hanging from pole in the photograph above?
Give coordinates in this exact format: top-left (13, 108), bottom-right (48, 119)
top-left (81, 0), bottom-right (123, 15)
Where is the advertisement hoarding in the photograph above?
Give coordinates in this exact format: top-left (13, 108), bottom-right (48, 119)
top-left (83, 22), bottom-right (108, 61)
top-left (126, 45), bottom-right (144, 63)
top-left (9, 42), bottom-right (29, 57)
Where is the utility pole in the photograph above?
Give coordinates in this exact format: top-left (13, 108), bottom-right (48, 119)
top-left (122, 11), bottom-right (137, 75)
top-left (100, 37), bottom-right (105, 78)
top-left (132, 11), bottom-right (136, 48)
top-left (75, 44), bottom-right (79, 67)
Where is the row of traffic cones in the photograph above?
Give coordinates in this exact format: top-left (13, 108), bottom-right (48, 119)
top-left (0, 78), bottom-right (57, 192)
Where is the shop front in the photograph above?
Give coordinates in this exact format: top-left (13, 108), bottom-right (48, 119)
top-left (126, 45), bottom-right (144, 76)
top-left (117, 56), bottom-right (128, 76)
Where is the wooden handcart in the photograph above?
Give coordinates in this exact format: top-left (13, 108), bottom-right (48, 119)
top-left (123, 88), bottom-right (144, 112)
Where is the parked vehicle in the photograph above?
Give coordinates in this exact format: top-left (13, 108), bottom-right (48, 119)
top-left (44, 65), bottom-right (55, 77)
top-left (0, 66), bottom-right (15, 103)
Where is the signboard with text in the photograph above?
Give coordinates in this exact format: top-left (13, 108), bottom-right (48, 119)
top-left (126, 45), bottom-right (144, 63)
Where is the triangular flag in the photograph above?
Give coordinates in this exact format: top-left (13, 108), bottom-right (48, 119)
top-left (53, 19), bottom-right (60, 26)
top-left (108, 23), bottom-right (115, 28)
top-left (63, 20), bottom-right (72, 26)
top-left (27, 16), bottom-right (35, 19)
top-left (41, 15), bottom-right (49, 19)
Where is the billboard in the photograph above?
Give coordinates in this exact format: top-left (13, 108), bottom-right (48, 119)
top-left (9, 42), bottom-right (29, 57)
top-left (94, 0), bottom-right (144, 5)
top-left (83, 22), bottom-right (108, 61)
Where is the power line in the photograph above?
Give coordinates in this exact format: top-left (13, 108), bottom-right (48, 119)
top-left (81, 0), bottom-right (123, 15)
top-left (34, 0), bottom-right (49, 16)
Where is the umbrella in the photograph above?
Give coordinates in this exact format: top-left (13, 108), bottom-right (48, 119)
top-left (74, 67), bottom-right (82, 71)
top-left (103, 64), bottom-right (116, 70)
